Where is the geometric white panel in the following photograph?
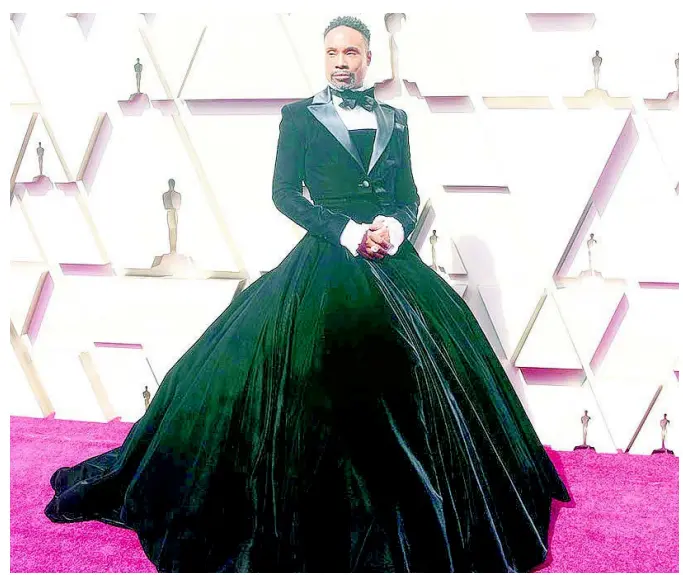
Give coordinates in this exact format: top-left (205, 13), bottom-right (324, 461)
top-left (628, 380), bottom-right (681, 455)
top-left (77, 13), bottom-right (167, 101)
top-left (9, 30), bottom-right (36, 105)
top-left (387, 13), bottom-right (468, 96)
top-left (416, 224), bottom-right (467, 275)
top-left (143, 346), bottom-right (182, 386)
top-left (586, 121), bottom-right (679, 282)
top-left (144, 14), bottom-right (207, 98)
top-left (487, 110), bottom-right (632, 282)
top-left (7, 341), bottom-right (43, 418)
top-left (430, 114), bottom-right (507, 187)
top-left (460, 11), bottom-right (549, 96)
top-left (598, 287), bottom-right (680, 381)
top-left (479, 284), bottom-right (543, 360)
top-left (593, 377), bottom-right (679, 454)
top-left (594, 9), bottom-right (680, 98)
top-left (20, 192), bottom-right (106, 264)
top-left (451, 283), bottom-right (468, 298)
top-left (524, 383), bottom-right (615, 452)
top-left (441, 192), bottom-right (537, 288)
top-left (52, 275), bottom-right (240, 371)
top-left (185, 114), bottom-right (300, 271)
top-left (9, 263), bottom-right (47, 333)
top-left (488, 110), bottom-right (628, 258)
top-left (91, 346), bottom-right (159, 423)
top-left (515, 292), bottom-right (582, 369)
top-left (439, 105), bottom-right (626, 289)
top-left (14, 115), bottom-right (68, 185)
top-left (392, 10), bottom-right (545, 96)
top-left (15, 14), bottom-right (99, 177)
top-left (554, 281), bottom-right (626, 370)
top-left (599, 191), bottom-right (679, 283)
top-left (530, 9), bottom-right (679, 98)
top-left (9, 202), bottom-right (44, 262)
top-left (183, 15), bottom-right (311, 99)
top-left (88, 113), bottom-right (238, 271)
top-left (8, 109), bottom-right (34, 187)
top-left (487, 110), bottom-right (630, 216)
top-left (646, 109), bottom-right (680, 189)
top-left (30, 349), bottom-right (106, 422)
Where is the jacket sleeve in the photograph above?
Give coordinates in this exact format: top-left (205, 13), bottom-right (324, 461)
top-left (272, 105), bottom-right (351, 245)
top-left (385, 109), bottom-right (420, 238)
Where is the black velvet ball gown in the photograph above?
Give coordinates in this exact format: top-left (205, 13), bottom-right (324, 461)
top-left (45, 114), bottom-right (571, 572)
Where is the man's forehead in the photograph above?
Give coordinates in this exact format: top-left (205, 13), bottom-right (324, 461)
top-left (324, 26), bottom-right (365, 48)
top-left (325, 42), bottom-right (364, 51)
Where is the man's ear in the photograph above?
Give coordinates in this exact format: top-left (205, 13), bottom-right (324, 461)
top-left (366, 50), bottom-right (372, 66)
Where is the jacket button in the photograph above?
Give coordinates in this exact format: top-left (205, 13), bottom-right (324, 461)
top-left (361, 180), bottom-right (370, 188)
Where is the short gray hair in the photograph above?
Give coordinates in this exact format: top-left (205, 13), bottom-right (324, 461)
top-left (324, 15), bottom-right (371, 48)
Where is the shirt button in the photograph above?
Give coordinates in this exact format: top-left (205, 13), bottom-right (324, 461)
top-left (361, 180), bottom-right (370, 188)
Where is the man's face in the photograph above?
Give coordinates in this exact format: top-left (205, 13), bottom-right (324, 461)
top-left (324, 25), bottom-right (371, 90)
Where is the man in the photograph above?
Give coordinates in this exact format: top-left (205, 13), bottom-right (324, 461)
top-left (269, 18), bottom-right (570, 573)
top-left (272, 15), bottom-right (420, 263)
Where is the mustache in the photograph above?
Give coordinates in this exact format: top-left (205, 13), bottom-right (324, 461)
top-left (330, 71), bottom-right (358, 87)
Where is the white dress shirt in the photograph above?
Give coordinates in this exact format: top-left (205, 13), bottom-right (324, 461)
top-left (329, 84), bottom-right (405, 258)
top-left (330, 87), bottom-right (378, 130)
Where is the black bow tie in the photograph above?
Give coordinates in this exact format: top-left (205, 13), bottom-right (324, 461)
top-left (330, 87), bottom-right (377, 112)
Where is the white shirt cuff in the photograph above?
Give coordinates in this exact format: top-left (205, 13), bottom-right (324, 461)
top-left (340, 220), bottom-right (369, 256)
top-left (375, 216), bottom-right (404, 255)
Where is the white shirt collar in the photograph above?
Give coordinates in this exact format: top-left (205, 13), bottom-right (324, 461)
top-left (326, 82), bottom-right (379, 129)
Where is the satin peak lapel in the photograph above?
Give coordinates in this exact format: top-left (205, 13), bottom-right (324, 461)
top-left (368, 104), bottom-right (395, 175)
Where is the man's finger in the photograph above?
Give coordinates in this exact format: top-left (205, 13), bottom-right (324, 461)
top-left (368, 244), bottom-right (388, 256)
top-left (368, 231), bottom-right (391, 247)
top-left (359, 243), bottom-right (385, 259)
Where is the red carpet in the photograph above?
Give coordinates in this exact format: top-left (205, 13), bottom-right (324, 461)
top-left (10, 415), bottom-right (679, 573)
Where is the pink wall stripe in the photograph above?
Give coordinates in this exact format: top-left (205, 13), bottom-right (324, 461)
top-left (592, 114), bottom-right (638, 216)
top-left (55, 182), bottom-right (79, 196)
top-left (554, 115), bottom-right (638, 280)
top-left (526, 13), bottom-right (596, 32)
top-left (638, 282), bottom-right (679, 290)
top-left (424, 96), bottom-right (475, 113)
top-left (93, 342), bottom-right (143, 350)
top-left (520, 367), bottom-right (585, 386)
top-left (95, 341), bottom-right (142, 349)
top-left (590, 294), bottom-right (629, 373)
top-left (60, 263), bottom-right (114, 276)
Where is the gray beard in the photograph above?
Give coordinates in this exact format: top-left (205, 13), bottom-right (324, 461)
top-left (328, 77), bottom-right (366, 91)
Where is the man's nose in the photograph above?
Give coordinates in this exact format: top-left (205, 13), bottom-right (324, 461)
top-left (335, 53), bottom-right (347, 68)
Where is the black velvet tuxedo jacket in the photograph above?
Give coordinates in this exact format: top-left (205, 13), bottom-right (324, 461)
top-left (272, 85), bottom-right (420, 248)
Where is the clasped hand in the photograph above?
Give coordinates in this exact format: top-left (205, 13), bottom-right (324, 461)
top-left (357, 217), bottom-right (392, 260)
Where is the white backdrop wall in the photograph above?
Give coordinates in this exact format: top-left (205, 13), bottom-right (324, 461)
top-left (8, 10), bottom-right (681, 455)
